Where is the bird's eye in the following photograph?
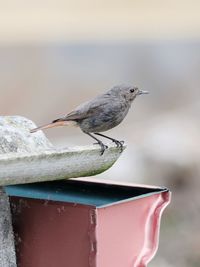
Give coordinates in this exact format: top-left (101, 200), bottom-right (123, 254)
top-left (130, 88), bottom-right (135, 93)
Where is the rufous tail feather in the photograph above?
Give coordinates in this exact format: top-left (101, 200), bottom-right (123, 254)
top-left (30, 121), bottom-right (70, 133)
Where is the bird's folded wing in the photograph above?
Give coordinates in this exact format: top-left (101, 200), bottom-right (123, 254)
top-left (58, 100), bottom-right (107, 121)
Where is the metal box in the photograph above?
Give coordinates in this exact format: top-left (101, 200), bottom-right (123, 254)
top-left (5, 179), bottom-right (170, 267)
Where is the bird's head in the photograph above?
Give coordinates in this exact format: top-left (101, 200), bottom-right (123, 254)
top-left (110, 84), bottom-right (149, 103)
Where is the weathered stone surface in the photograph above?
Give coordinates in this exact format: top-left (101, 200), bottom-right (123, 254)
top-left (0, 188), bottom-right (16, 267)
top-left (0, 116), bottom-right (53, 154)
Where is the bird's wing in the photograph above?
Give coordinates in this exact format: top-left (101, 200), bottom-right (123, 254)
top-left (54, 97), bottom-right (107, 122)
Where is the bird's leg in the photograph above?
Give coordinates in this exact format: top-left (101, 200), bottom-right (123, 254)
top-left (94, 133), bottom-right (124, 152)
top-left (85, 132), bottom-right (108, 155)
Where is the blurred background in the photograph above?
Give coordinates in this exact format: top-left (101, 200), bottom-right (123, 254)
top-left (0, 1), bottom-right (200, 266)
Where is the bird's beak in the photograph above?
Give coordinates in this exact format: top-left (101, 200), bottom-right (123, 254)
top-left (137, 90), bottom-right (149, 95)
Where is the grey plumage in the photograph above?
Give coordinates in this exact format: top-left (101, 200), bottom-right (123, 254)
top-left (31, 84), bottom-right (148, 154)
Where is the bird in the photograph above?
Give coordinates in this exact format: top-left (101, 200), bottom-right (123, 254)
top-left (30, 84), bottom-right (149, 155)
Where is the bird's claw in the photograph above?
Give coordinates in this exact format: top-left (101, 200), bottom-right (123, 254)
top-left (93, 142), bottom-right (108, 155)
top-left (112, 140), bottom-right (124, 152)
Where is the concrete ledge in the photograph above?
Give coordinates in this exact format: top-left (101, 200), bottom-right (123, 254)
top-left (0, 144), bottom-right (125, 186)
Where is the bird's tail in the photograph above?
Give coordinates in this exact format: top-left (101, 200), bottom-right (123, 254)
top-left (30, 120), bottom-right (70, 133)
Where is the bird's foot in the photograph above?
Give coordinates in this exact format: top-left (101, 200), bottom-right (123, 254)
top-left (112, 139), bottom-right (124, 152)
top-left (93, 141), bottom-right (108, 155)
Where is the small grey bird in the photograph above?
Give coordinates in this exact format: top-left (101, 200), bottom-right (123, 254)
top-left (30, 85), bottom-right (148, 154)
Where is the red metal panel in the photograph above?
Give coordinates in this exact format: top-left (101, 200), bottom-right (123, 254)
top-left (96, 191), bottom-right (170, 267)
top-left (10, 197), bottom-right (94, 267)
